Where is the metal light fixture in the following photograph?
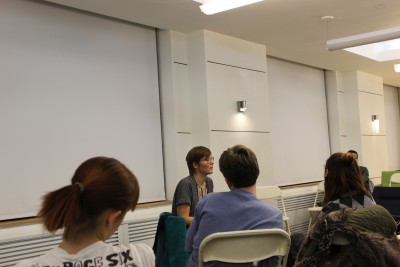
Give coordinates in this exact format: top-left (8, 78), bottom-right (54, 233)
top-left (326, 26), bottom-right (400, 51)
top-left (237, 100), bottom-right (247, 112)
top-left (372, 115), bottom-right (380, 133)
top-left (193, 0), bottom-right (264, 15)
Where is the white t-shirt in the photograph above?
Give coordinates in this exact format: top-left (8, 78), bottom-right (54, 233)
top-left (15, 241), bottom-right (155, 267)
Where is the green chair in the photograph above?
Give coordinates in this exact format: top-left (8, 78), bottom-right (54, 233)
top-left (389, 173), bottom-right (400, 187)
top-left (381, 171), bottom-right (400, 187)
top-left (153, 212), bottom-right (190, 267)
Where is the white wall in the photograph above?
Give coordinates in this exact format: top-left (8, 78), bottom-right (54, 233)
top-left (158, 30), bottom-right (194, 201)
top-left (159, 30), bottom-right (274, 196)
top-left (326, 70), bottom-right (389, 180)
top-left (3, 1), bottom-right (400, 222)
top-left (0, 0), bottom-right (165, 220)
top-left (384, 84), bottom-right (400, 170)
top-left (159, 30), bottom-right (334, 196)
top-left (268, 58), bottom-right (330, 185)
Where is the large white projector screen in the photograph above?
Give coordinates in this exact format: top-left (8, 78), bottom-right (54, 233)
top-left (0, 0), bottom-right (165, 220)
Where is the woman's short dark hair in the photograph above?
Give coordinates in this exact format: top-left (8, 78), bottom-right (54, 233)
top-left (186, 146), bottom-right (212, 175)
top-left (219, 144), bottom-right (259, 188)
top-left (323, 152), bottom-right (368, 205)
top-left (38, 157), bottom-right (139, 242)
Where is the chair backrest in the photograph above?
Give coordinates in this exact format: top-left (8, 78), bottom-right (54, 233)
top-left (389, 173), bottom-right (400, 187)
top-left (312, 181), bottom-right (325, 207)
top-left (256, 186), bottom-right (291, 234)
top-left (381, 170), bottom-right (400, 186)
top-left (153, 212), bottom-right (189, 267)
top-left (198, 229), bottom-right (291, 267)
top-left (307, 181), bottom-right (325, 232)
top-left (256, 186), bottom-right (287, 215)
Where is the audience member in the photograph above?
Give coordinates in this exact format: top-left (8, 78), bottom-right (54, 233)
top-left (294, 152), bottom-right (400, 266)
top-left (172, 146), bottom-right (214, 225)
top-left (294, 205), bottom-right (400, 266)
top-left (318, 152), bottom-right (375, 218)
top-left (15, 156), bottom-right (154, 267)
top-left (185, 144), bottom-right (284, 267)
top-left (348, 149), bottom-right (374, 193)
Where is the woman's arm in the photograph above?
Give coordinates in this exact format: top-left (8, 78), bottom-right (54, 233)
top-left (177, 204), bottom-right (193, 225)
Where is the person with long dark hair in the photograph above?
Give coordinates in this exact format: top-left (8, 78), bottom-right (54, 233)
top-left (294, 152), bottom-right (400, 267)
top-left (319, 152), bottom-right (375, 217)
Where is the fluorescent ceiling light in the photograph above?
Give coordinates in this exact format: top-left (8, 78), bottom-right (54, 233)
top-left (194, 0), bottom-right (264, 15)
top-left (326, 26), bottom-right (400, 51)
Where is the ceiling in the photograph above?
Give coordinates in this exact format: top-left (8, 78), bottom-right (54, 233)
top-left (44, 0), bottom-right (400, 87)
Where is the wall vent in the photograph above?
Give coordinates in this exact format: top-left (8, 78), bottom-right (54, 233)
top-left (282, 192), bottom-right (324, 234)
top-left (0, 193), bottom-right (324, 266)
top-left (0, 234), bottom-right (62, 267)
top-left (126, 219), bottom-right (158, 244)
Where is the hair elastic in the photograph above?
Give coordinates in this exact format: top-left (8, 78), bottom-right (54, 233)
top-left (75, 182), bottom-right (84, 194)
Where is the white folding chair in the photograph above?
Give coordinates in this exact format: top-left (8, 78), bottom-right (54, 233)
top-left (389, 173), bottom-right (400, 187)
top-left (307, 181), bottom-right (325, 231)
top-left (198, 229), bottom-right (291, 267)
top-left (256, 186), bottom-right (291, 235)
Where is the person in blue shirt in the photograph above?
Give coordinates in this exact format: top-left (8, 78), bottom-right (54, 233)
top-left (185, 144), bottom-right (284, 267)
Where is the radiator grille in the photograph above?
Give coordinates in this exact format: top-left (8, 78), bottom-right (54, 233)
top-left (281, 192), bottom-right (324, 234)
top-left (0, 228), bottom-right (120, 267)
top-left (0, 234), bottom-right (62, 267)
top-left (107, 231), bottom-right (120, 245)
top-left (290, 222), bottom-right (309, 233)
top-left (0, 192), bottom-right (323, 266)
top-left (278, 192), bottom-right (323, 211)
top-left (126, 218), bottom-right (158, 243)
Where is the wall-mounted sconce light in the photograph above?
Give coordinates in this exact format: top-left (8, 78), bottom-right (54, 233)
top-left (394, 63), bottom-right (400, 73)
top-left (372, 114), bottom-right (380, 133)
top-left (237, 100), bottom-right (247, 112)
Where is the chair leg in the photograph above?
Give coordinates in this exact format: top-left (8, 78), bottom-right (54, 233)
top-left (307, 217), bottom-right (313, 233)
top-left (284, 220), bottom-right (291, 235)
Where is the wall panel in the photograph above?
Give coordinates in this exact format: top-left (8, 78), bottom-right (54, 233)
top-left (0, 0), bottom-right (164, 220)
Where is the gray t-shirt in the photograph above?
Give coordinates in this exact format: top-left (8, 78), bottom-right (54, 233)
top-left (172, 175), bottom-right (214, 217)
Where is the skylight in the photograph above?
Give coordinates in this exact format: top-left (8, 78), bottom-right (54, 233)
top-left (344, 38), bottom-right (400, 62)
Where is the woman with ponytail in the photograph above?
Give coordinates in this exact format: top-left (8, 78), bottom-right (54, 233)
top-left (15, 156), bottom-right (155, 267)
top-left (294, 153), bottom-right (400, 267)
top-left (318, 152), bottom-right (375, 218)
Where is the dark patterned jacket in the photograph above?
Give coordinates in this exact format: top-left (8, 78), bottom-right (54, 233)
top-left (318, 191), bottom-right (375, 218)
top-left (294, 205), bottom-right (400, 267)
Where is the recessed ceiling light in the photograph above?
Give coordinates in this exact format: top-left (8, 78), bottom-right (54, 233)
top-left (344, 38), bottom-right (400, 62)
